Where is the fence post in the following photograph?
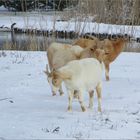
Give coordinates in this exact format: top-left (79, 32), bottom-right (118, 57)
top-left (11, 23), bottom-right (16, 49)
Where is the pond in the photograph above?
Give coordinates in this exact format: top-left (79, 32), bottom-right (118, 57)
top-left (0, 31), bottom-right (73, 51)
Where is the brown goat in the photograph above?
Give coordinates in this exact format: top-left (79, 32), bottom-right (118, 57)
top-left (73, 37), bottom-right (127, 81)
top-left (99, 38), bottom-right (127, 80)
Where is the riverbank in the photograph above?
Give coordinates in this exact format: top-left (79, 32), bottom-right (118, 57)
top-left (0, 12), bottom-right (140, 52)
top-left (0, 12), bottom-right (140, 41)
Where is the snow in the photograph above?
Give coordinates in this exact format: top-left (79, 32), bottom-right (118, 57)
top-left (0, 6), bottom-right (8, 11)
top-left (0, 51), bottom-right (140, 139)
top-left (0, 12), bottom-right (140, 38)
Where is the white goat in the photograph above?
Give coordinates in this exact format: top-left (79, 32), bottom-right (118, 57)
top-left (45, 58), bottom-right (103, 112)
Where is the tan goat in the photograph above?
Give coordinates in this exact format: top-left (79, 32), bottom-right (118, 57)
top-left (73, 37), bottom-right (127, 81)
top-left (46, 42), bottom-right (84, 96)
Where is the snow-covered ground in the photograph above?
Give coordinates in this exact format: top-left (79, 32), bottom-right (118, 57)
top-left (0, 11), bottom-right (140, 38)
top-left (0, 51), bottom-right (140, 139)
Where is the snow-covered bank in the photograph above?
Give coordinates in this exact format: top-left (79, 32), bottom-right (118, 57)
top-left (0, 13), bottom-right (140, 39)
top-left (0, 51), bottom-right (140, 139)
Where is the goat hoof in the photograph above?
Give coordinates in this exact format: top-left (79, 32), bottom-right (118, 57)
top-left (88, 106), bottom-right (93, 110)
top-left (106, 77), bottom-right (110, 81)
top-left (52, 93), bottom-right (56, 96)
top-left (98, 107), bottom-right (102, 112)
top-left (52, 91), bottom-right (56, 96)
top-left (67, 108), bottom-right (72, 112)
top-left (67, 106), bottom-right (72, 112)
top-left (81, 106), bottom-right (86, 112)
top-left (60, 92), bottom-right (64, 96)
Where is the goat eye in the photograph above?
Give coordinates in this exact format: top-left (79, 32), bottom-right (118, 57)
top-left (90, 48), bottom-right (94, 51)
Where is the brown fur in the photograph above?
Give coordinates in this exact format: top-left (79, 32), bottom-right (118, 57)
top-left (102, 38), bottom-right (126, 62)
top-left (101, 38), bottom-right (126, 80)
top-left (74, 38), bottom-right (127, 81)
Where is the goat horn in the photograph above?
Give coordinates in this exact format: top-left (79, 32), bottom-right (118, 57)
top-left (46, 64), bottom-right (50, 75)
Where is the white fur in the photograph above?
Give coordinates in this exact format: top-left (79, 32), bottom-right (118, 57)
top-left (53, 58), bottom-right (103, 112)
top-left (48, 42), bottom-right (83, 68)
top-left (60, 58), bottom-right (102, 90)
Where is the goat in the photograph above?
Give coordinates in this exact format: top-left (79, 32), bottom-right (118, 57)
top-left (45, 58), bottom-right (103, 112)
top-left (47, 42), bottom-right (83, 70)
top-left (46, 42), bottom-right (84, 96)
top-left (98, 38), bottom-right (127, 81)
top-left (73, 37), bottom-right (127, 81)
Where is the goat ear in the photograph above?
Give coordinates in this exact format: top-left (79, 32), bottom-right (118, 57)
top-left (44, 67), bottom-right (50, 76)
top-left (44, 64), bottom-right (51, 75)
top-left (52, 68), bottom-right (56, 72)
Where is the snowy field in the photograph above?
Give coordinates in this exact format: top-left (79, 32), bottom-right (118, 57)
top-left (0, 51), bottom-right (140, 139)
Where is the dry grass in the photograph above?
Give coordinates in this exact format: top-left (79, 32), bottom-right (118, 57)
top-left (1, 36), bottom-right (140, 52)
top-left (1, 34), bottom-right (49, 51)
top-left (124, 42), bottom-right (140, 52)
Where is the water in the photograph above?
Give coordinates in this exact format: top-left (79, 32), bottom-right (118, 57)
top-left (0, 31), bottom-right (49, 50)
top-left (0, 31), bottom-right (140, 52)
top-left (0, 31), bottom-right (73, 51)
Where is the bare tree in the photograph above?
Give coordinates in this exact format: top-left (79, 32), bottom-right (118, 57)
top-left (75, 0), bottom-right (140, 25)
